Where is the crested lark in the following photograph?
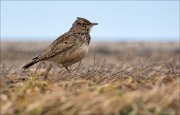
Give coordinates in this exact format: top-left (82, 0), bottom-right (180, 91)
top-left (23, 17), bottom-right (98, 72)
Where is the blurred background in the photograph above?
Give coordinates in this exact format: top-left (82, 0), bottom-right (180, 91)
top-left (1, 1), bottom-right (179, 68)
top-left (1, 1), bottom-right (179, 42)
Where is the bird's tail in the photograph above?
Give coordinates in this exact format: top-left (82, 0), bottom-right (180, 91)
top-left (22, 60), bottom-right (38, 69)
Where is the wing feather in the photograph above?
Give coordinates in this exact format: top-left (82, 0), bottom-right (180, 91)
top-left (33, 32), bottom-right (78, 61)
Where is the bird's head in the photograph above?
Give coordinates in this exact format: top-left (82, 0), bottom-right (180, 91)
top-left (70, 17), bottom-right (98, 32)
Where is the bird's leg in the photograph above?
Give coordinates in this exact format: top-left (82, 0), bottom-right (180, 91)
top-left (44, 63), bottom-right (52, 80)
top-left (65, 66), bottom-right (71, 75)
top-left (76, 60), bottom-right (82, 72)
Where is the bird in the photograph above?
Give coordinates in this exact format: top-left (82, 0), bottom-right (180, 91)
top-left (22, 17), bottom-right (98, 72)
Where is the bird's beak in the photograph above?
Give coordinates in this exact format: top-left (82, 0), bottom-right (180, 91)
top-left (91, 23), bottom-right (98, 26)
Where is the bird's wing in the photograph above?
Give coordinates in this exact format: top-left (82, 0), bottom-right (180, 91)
top-left (33, 32), bottom-right (78, 61)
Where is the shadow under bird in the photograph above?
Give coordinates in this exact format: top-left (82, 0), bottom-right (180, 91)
top-left (23, 17), bottom-right (98, 72)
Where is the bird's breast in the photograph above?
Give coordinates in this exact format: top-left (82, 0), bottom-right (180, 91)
top-left (80, 43), bottom-right (89, 55)
top-left (71, 43), bottom-right (88, 59)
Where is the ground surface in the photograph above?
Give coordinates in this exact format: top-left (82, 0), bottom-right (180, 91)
top-left (0, 41), bottom-right (179, 115)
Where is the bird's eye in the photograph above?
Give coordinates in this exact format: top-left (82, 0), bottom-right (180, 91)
top-left (82, 23), bottom-right (86, 26)
top-left (64, 41), bottom-right (68, 44)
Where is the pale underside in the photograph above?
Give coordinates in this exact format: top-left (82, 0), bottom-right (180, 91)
top-left (47, 43), bottom-right (88, 67)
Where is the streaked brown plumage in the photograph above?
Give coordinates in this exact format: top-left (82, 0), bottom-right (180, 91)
top-left (23, 17), bottom-right (98, 71)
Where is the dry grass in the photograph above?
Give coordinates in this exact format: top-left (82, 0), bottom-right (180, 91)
top-left (0, 41), bottom-right (179, 115)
